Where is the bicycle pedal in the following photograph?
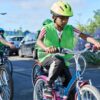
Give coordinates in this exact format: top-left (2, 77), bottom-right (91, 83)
top-left (43, 94), bottom-right (53, 98)
top-left (47, 97), bottom-right (53, 100)
top-left (62, 96), bottom-right (68, 100)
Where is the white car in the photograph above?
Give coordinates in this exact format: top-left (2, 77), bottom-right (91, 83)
top-left (19, 33), bottom-right (36, 57)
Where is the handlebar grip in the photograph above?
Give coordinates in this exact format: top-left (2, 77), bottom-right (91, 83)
top-left (56, 47), bottom-right (69, 54)
top-left (85, 43), bottom-right (98, 53)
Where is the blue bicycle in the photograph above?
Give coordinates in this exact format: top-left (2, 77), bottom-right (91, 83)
top-left (32, 46), bottom-right (100, 100)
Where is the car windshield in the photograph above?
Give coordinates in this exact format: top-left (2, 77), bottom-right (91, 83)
top-left (6, 36), bottom-right (24, 42)
top-left (24, 33), bottom-right (36, 42)
top-left (6, 37), bottom-right (12, 41)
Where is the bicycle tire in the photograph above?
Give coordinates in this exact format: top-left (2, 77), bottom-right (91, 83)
top-left (6, 66), bottom-right (14, 100)
top-left (75, 84), bottom-right (100, 100)
top-left (34, 78), bottom-right (56, 100)
top-left (32, 64), bottom-right (41, 86)
top-left (0, 65), bottom-right (13, 100)
top-left (4, 60), bottom-right (13, 76)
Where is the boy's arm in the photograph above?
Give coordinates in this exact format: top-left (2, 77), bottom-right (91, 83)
top-left (0, 37), bottom-right (15, 48)
top-left (73, 27), bottom-right (100, 49)
top-left (36, 27), bottom-right (47, 51)
top-left (37, 39), bottom-right (47, 51)
top-left (36, 28), bottom-right (57, 53)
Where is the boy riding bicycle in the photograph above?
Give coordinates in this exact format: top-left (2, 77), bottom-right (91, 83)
top-left (36, 1), bottom-right (100, 99)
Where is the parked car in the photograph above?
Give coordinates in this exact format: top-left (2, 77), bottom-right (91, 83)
top-left (18, 33), bottom-right (36, 57)
top-left (5, 36), bottom-right (24, 55)
top-left (83, 38), bottom-right (100, 65)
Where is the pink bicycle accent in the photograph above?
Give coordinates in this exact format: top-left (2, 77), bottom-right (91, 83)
top-left (37, 75), bottom-right (62, 100)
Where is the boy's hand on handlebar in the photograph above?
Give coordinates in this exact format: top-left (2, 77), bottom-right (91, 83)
top-left (85, 43), bottom-right (100, 52)
top-left (94, 42), bottom-right (100, 50)
top-left (44, 47), bottom-right (57, 53)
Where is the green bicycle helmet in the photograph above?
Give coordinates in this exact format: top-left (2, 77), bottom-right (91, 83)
top-left (51, 1), bottom-right (73, 17)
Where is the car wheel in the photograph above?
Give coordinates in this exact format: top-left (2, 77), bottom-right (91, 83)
top-left (33, 49), bottom-right (38, 59)
top-left (15, 51), bottom-right (18, 56)
top-left (6, 48), bottom-right (12, 56)
top-left (18, 49), bottom-right (24, 57)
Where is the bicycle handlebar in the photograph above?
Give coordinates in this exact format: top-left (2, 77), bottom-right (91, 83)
top-left (57, 43), bottom-right (99, 55)
top-left (58, 48), bottom-right (88, 55)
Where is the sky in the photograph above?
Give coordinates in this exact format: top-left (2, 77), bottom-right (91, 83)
top-left (0, 0), bottom-right (100, 32)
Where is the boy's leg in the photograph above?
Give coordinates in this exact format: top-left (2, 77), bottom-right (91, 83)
top-left (60, 67), bottom-right (72, 86)
top-left (42, 56), bottom-right (54, 97)
top-left (42, 56), bottom-right (65, 97)
top-left (60, 67), bottom-right (76, 100)
top-left (42, 56), bottom-right (65, 86)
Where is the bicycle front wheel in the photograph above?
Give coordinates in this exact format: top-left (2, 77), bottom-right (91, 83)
top-left (32, 64), bottom-right (41, 86)
top-left (76, 84), bottom-right (100, 100)
top-left (0, 66), bottom-right (13, 100)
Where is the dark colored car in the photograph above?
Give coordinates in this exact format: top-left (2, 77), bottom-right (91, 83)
top-left (5, 36), bottom-right (24, 55)
top-left (75, 37), bottom-right (100, 65)
top-left (18, 33), bottom-right (36, 57)
top-left (83, 38), bottom-right (100, 65)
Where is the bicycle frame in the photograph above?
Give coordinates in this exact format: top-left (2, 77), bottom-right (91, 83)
top-left (60, 50), bottom-right (90, 100)
top-left (63, 55), bottom-right (86, 100)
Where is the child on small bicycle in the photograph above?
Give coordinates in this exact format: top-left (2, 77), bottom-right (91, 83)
top-left (36, 1), bottom-right (100, 99)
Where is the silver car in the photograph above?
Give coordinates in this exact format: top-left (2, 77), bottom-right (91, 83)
top-left (19, 33), bottom-right (36, 57)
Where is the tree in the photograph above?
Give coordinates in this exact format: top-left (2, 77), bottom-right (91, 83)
top-left (23, 30), bottom-right (31, 36)
top-left (77, 24), bottom-right (87, 33)
top-left (77, 9), bottom-right (100, 34)
top-left (17, 27), bottom-right (23, 36)
top-left (94, 28), bottom-right (100, 38)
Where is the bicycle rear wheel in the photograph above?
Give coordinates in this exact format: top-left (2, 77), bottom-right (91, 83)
top-left (76, 84), bottom-right (100, 100)
top-left (32, 64), bottom-right (42, 86)
top-left (0, 65), bottom-right (13, 100)
top-left (34, 78), bottom-right (56, 100)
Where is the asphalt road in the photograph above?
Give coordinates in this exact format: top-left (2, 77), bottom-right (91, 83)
top-left (10, 56), bottom-right (33, 100)
top-left (9, 56), bottom-right (100, 100)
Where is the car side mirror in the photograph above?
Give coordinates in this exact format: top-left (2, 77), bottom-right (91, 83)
top-left (19, 40), bottom-right (25, 47)
top-left (21, 40), bottom-right (25, 44)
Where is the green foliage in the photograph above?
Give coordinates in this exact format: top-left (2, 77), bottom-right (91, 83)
top-left (17, 27), bottom-right (24, 36)
top-left (77, 9), bottom-right (100, 34)
top-left (77, 24), bottom-right (86, 33)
